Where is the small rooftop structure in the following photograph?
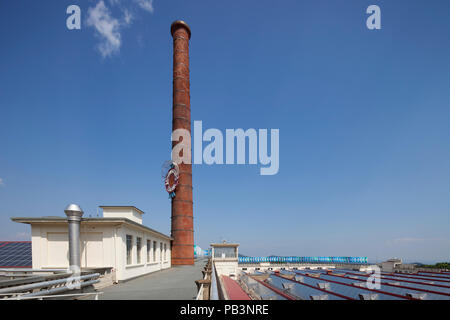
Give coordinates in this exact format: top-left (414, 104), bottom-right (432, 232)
top-left (211, 242), bottom-right (239, 260)
top-left (210, 242), bottom-right (239, 279)
top-left (381, 258), bottom-right (403, 272)
top-left (11, 206), bottom-right (171, 282)
top-left (100, 206), bottom-right (145, 224)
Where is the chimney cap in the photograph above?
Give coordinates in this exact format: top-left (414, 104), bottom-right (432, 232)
top-left (64, 204), bottom-right (84, 218)
top-left (171, 20), bottom-right (191, 39)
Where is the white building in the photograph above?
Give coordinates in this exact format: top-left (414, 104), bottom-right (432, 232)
top-left (211, 242), bottom-right (239, 278)
top-left (381, 258), bottom-right (402, 272)
top-left (12, 206), bottom-right (172, 282)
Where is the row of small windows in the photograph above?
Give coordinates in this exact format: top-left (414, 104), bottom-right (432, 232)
top-left (126, 235), bottom-right (168, 265)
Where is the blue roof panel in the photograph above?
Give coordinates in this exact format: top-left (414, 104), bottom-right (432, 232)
top-left (0, 242), bottom-right (32, 268)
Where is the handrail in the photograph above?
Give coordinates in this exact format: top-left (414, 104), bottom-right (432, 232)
top-left (0, 269), bottom-right (67, 273)
top-left (210, 262), bottom-right (219, 300)
top-left (3, 292), bottom-right (104, 300)
top-left (0, 273), bottom-right (100, 294)
top-left (195, 259), bottom-right (212, 300)
top-left (195, 284), bottom-right (204, 300)
top-left (195, 268), bottom-right (208, 300)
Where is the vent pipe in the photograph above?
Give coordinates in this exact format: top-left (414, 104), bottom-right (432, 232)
top-left (64, 204), bottom-right (83, 272)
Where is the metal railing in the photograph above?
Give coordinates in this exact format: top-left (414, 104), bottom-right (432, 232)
top-left (1, 292), bottom-right (103, 300)
top-left (0, 272), bottom-right (101, 300)
top-left (210, 262), bottom-right (219, 300)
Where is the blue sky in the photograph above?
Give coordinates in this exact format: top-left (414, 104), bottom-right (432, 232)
top-left (0, 0), bottom-right (449, 263)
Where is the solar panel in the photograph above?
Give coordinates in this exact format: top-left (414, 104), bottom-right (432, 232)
top-left (0, 242), bottom-right (32, 268)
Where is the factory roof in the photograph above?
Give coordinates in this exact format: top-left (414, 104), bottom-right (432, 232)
top-left (211, 243), bottom-right (240, 247)
top-left (240, 268), bottom-right (450, 300)
top-left (11, 217), bottom-right (172, 240)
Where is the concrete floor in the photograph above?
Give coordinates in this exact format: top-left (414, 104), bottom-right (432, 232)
top-left (93, 259), bottom-right (206, 300)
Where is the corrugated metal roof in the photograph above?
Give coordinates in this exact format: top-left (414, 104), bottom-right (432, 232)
top-left (240, 269), bottom-right (450, 300)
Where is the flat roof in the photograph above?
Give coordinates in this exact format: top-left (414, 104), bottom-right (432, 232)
top-left (11, 217), bottom-right (171, 240)
top-left (211, 243), bottom-right (239, 247)
top-left (86, 258), bottom-right (207, 300)
top-left (99, 206), bottom-right (145, 215)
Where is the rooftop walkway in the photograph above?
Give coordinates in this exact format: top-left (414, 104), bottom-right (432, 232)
top-left (93, 259), bottom-right (206, 300)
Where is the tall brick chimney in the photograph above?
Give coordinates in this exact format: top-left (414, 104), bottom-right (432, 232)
top-left (170, 20), bottom-right (194, 265)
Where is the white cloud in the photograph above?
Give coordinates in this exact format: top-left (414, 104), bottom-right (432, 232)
top-left (123, 9), bottom-right (134, 25)
top-left (86, 0), bottom-right (155, 58)
top-left (134, 0), bottom-right (154, 13)
top-left (386, 237), bottom-right (449, 246)
top-left (86, 1), bottom-right (122, 58)
top-left (0, 178), bottom-right (3, 186)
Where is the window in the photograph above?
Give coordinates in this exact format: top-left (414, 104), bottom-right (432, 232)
top-left (164, 243), bottom-right (167, 261)
top-left (136, 237), bottom-right (142, 264)
top-left (153, 241), bottom-right (157, 262)
top-left (214, 247), bottom-right (236, 259)
top-left (126, 235), bottom-right (133, 265)
top-left (160, 243), bottom-right (163, 262)
top-left (147, 240), bottom-right (151, 263)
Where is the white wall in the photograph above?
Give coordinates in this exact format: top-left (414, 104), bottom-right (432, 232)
top-left (29, 221), bottom-right (171, 282)
top-left (31, 224), bottom-right (115, 269)
top-left (214, 260), bottom-right (238, 277)
top-left (117, 225), bottom-right (171, 281)
top-left (102, 208), bottom-right (143, 224)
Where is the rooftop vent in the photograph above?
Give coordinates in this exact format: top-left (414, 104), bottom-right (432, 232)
top-left (406, 293), bottom-right (427, 300)
top-left (310, 294), bottom-right (329, 300)
top-left (353, 282), bottom-right (366, 288)
top-left (359, 293), bottom-right (379, 300)
top-left (260, 294), bottom-right (277, 300)
top-left (282, 282), bottom-right (294, 290)
top-left (248, 283), bottom-right (258, 290)
top-left (317, 282), bottom-right (331, 291)
top-left (308, 273), bottom-right (321, 278)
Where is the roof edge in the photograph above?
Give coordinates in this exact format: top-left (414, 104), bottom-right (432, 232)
top-left (99, 206), bottom-right (145, 215)
top-left (11, 217), bottom-right (172, 240)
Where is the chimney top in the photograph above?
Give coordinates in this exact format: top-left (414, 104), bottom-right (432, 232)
top-left (171, 20), bottom-right (191, 39)
top-left (64, 204), bottom-right (83, 221)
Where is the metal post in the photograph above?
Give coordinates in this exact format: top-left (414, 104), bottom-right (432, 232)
top-left (64, 204), bottom-right (84, 273)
